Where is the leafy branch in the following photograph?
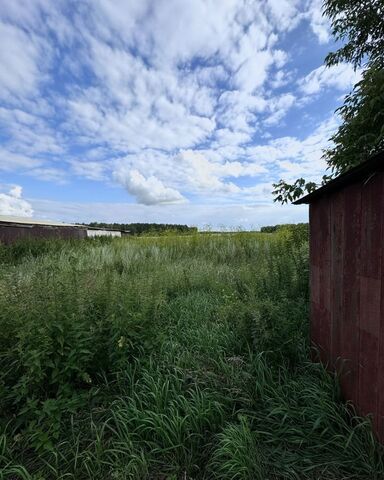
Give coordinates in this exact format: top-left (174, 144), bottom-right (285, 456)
top-left (274, 0), bottom-right (384, 204)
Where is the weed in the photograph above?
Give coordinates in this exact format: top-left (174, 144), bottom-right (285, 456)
top-left (0, 232), bottom-right (382, 479)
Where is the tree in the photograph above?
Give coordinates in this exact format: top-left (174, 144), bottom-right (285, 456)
top-left (273, 0), bottom-right (384, 204)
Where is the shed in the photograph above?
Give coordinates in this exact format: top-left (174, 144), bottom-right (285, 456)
top-left (295, 151), bottom-right (384, 442)
top-left (0, 215), bottom-right (87, 244)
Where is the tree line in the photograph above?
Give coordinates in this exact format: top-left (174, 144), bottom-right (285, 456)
top-left (260, 223), bottom-right (308, 234)
top-left (86, 222), bottom-right (198, 235)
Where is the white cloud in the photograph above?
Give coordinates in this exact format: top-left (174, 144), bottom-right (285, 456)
top-left (1, 0), bottom-right (52, 30)
top-left (265, 0), bottom-right (301, 32)
top-left (264, 93), bottom-right (296, 125)
top-left (246, 114), bottom-right (339, 183)
top-left (113, 168), bottom-right (186, 205)
top-left (0, 146), bottom-right (66, 184)
top-left (70, 161), bottom-right (107, 181)
top-left (176, 149), bottom-right (267, 195)
top-left (0, 0), bottom-right (349, 224)
top-left (0, 106), bottom-right (64, 158)
top-left (0, 21), bottom-right (47, 101)
top-left (127, 0), bottom-right (264, 70)
top-left (234, 50), bottom-right (275, 92)
top-left (28, 167), bottom-right (67, 184)
top-left (299, 63), bottom-right (361, 96)
top-left (217, 90), bottom-right (267, 133)
top-left (66, 49), bottom-right (217, 152)
top-left (0, 148), bottom-right (42, 171)
top-left (0, 185), bottom-right (33, 217)
top-left (306, 0), bottom-right (330, 44)
top-left (176, 150), bottom-right (241, 194)
top-left (0, 146), bottom-right (67, 183)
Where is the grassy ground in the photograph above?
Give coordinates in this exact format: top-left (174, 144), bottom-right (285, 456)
top-left (0, 230), bottom-right (382, 479)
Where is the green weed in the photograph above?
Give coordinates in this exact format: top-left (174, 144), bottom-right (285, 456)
top-left (0, 232), bottom-right (382, 479)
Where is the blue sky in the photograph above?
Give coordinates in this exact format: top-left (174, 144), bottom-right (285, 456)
top-left (0, 0), bottom-right (359, 229)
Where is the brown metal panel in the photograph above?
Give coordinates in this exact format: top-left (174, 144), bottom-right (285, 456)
top-left (310, 197), bottom-right (332, 364)
top-left (0, 225), bottom-right (87, 244)
top-left (358, 279), bottom-right (380, 419)
top-left (376, 175), bottom-right (384, 443)
top-left (358, 174), bottom-right (383, 424)
top-left (319, 197), bottom-right (332, 364)
top-left (309, 203), bottom-right (321, 359)
top-left (339, 183), bottom-right (361, 406)
top-left (308, 170), bottom-right (384, 443)
top-left (330, 190), bottom-right (344, 371)
top-left (360, 174), bottom-right (383, 279)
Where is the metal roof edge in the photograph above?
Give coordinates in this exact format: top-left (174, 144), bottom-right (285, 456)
top-left (0, 215), bottom-right (85, 228)
top-left (293, 151), bottom-right (384, 204)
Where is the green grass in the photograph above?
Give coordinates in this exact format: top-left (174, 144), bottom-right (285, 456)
top-left (0, 229), bottom-right (382, 479)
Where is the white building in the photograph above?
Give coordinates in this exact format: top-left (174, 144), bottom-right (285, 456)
top-left (86, 228), bottom-right (121, 238)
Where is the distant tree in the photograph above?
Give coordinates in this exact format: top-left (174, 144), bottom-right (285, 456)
top-left (260, 225), bottom-right (278, 233)
top-left (273, 0), bottom-right (384, 204)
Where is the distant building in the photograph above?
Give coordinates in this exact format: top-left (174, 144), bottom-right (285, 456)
top-left (294, 151), bottom-right (384, 442)
top-left (86, 227), bottom-right (121, 238)
top-left (0, 215), bottom-right (87, 244)
top-left (0, 216), bottom-right (126, 244)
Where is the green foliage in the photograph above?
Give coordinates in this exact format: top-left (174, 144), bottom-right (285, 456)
top-left (323, 66), bottom-right (384, 173)
top-left (322, 0), bottom-right (384, 174)
top-left (324, 0), bottom-right (384, 70)
top-left (0, 233), bottom-right (382, 479)
top-left (273, 176), bottom-right (331, 204)
top-left (211, 416), bottom-right (266, 480)
top-left (273, 0), bottom-right (384, 204)
top-left (260, 222), bottom-right (309, 239)
top-left (0, 236), bottom-right (115, 265)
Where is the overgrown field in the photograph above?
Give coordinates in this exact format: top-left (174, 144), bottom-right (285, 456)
top-left (0, 230), bottom-right (383, 479)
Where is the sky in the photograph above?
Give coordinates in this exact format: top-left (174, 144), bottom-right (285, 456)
top-left (0, 0), bottom-right (360, 229)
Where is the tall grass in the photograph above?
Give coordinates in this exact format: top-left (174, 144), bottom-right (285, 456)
top-left (0, 230), bottom-right (382, 479)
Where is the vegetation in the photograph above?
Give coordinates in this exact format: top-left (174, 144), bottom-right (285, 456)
top-left (0, 231), bottom-right (383, 479)
top-left (273, 0), bottom-right (384, 203)
top-left (260, 223), bottom-right (308, 236)
top-left (86, 222), bottom-right (198, 235)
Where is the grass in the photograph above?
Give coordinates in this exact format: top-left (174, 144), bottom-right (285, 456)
top-left (0, 229), bottom-right (382, 479)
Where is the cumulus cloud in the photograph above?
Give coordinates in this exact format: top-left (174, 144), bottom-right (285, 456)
top-left (175, 150), bottom-right (267, 195)
top-left (113, 168), bottom-right (186, 205)
top-left (0, 185), bottom-right (33, 217)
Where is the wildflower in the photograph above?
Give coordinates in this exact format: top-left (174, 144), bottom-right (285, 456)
top-left (117, 336), bottom-right (125, 348)
top-left (82, 372), bottom-right (92, 384)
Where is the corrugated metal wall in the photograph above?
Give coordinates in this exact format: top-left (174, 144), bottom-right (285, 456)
top-left (310, 172), bottom-right (384, 442)
top-left (0, 225), bottom-right (87, 244)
